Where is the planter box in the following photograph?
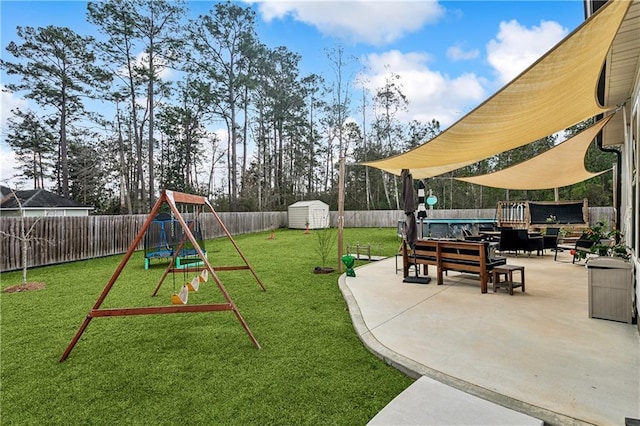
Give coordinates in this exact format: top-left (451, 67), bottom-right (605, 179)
top-left (586, 257), bottom-right (633, 323)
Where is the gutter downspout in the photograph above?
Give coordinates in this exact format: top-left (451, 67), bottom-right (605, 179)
top-left (595, 119), bottom-right (622, 241)
top-left (589, 0), bottom-right (621, 242)
top-left (595, 61), bottom-right (622, 242)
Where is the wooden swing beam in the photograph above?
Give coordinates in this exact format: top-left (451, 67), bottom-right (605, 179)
top-left (59, 190), bottom-right (265, 362)
top-left (90, 304), bottom-right (233, 316)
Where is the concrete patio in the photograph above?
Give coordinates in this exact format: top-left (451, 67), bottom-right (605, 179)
top-left (339, 249), bottom-right (639, 425)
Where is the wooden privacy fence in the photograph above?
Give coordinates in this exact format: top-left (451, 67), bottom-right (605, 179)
top-left (1, 215), bottom-right (148, 273)
top-left (329, 209), bottom-right (499, 227)
top-left (1, 207), bottom-right (613, 272)
top-left (1, 212), bottom-right (287, 272)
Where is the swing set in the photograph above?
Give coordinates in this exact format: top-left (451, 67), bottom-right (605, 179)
top-left (59, 190), bottom-right (266, 362)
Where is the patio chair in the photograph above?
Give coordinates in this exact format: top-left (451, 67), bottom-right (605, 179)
top-left (498, 229), bottom-right (543, 256)
top-left (516, 229), bottom-right (544, 256)
top-left (544, 227), bottom-right (560, 260)
top-left (572, 234), bottom-right (596, 263)
top-left (497, 229), bottom-right (521, 254)
top-left (479, 224), bottom-right (496, 233)
top-left (463, 228), bottom-right (485, 242)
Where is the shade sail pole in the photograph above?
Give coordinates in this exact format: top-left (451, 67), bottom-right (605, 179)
top-left (337, 157), bottom-right (345, 273)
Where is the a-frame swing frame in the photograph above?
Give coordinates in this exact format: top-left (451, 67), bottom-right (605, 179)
top-left (59, 190), bottom-right (266, 362)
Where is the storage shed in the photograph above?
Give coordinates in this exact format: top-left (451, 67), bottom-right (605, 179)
top-left (288, 200), bottom-right (330, 229)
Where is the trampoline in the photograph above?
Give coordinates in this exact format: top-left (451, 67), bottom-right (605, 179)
top-left (143, 212), bottom-right (206, 269)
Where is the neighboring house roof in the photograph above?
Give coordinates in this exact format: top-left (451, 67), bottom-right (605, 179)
top-left (0, 185), bottom-right (12, 201)
top-left (0, 188), bottom-right (90, 210)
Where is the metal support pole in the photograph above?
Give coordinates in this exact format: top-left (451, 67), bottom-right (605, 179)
top-left (337, 157), bottom-right (345, 273)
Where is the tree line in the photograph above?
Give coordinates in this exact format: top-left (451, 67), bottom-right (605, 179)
top-left (1, 0), bottom-right (616, 214)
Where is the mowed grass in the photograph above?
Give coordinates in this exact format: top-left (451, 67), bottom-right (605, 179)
top-left (1, 228), bottom-right (411, 425)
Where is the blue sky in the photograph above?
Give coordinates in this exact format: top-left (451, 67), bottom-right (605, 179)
top-left (0, 0), bottom-right (586, 186)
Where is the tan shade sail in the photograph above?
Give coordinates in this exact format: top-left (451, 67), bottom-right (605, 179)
top-left (362, 0), bottom-right (631, 179)
top-left (455, 115), bottom-right (614, 190)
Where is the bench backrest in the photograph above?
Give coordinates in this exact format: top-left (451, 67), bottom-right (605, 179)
top-left (436, 241), bottom-right (487, 272)
top-left (412, 240), bottom-right (487, 264)
top-left (411, 239), bottom-right (438, 261)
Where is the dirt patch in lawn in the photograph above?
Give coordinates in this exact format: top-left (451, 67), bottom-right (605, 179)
top-left (3, 282), bottom-right (46, 293)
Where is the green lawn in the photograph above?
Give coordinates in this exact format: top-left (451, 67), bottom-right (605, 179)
top-left (1, 228), bottom-right (412, 425)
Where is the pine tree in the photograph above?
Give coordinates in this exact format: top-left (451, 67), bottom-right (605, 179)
top-left (2, 25), bottom-right (110, 198)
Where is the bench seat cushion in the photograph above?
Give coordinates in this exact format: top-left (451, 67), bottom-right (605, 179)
top-left (440, 255), bottom-right (506, 270)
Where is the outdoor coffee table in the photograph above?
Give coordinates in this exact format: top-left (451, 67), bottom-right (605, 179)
top-left (492, 265), bottom-right (525, 295)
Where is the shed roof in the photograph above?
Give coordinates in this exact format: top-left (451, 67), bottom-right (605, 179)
top-left (0, 187), bottom-right (90, 210)
top-left (288, 200), bottom-right (328, 208)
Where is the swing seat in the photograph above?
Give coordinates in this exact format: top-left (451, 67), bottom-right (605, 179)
top-left (171, 285), bottom-right (189, 304)
top-left (199, 269), bottom-right (208, 283)
top-left (187, 276), bottom-right (199, 292)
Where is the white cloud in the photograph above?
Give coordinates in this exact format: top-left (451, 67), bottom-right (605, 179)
top-left (359, 50), bottom-right (486, 128)
top-left (446, 44), bottom-right (479, 61)
top-left (1, 87), bottom-right (28, 129)
top-left (487, 19), bottom-right (568, 84)
top-left (0, 148), bottom-right (20, 187)
top-left (0, 89), bottom-right (28, 187)
top-left (253, 0), bottom-right (444, 45)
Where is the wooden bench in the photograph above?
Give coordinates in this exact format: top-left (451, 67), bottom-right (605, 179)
top-left (402, 239), bottom-right (507, 293)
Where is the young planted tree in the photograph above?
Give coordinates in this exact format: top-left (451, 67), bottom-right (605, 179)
top-left (2, 25), bottom-right (111, 198)
top-left (0, 187), bottom-right (46, 286)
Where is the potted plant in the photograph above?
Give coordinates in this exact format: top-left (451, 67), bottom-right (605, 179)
top-left (571, 221), bottom-right (630, 261)
top-left (590, 237), bottom-right (630, 259)
top-left (557, 227), bottom-right (567, 244)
